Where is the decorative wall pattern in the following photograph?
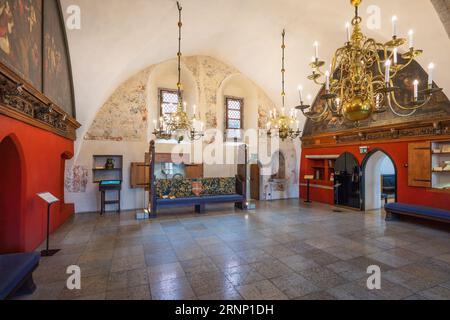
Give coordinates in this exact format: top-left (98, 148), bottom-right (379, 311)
top-left (85, 67), bottom-right (153, 141)
top-left (85, 56), bottom-right (275, 140)
top-left (65, 165), bottom-right (88, 193)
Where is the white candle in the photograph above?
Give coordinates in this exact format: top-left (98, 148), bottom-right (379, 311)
top-left (193, 104), bottom-right (197, 117)
top-left (346, 22), bottom-right (351, 43)
top-left (428, 63), bottom-right (435, 86)
top-left (307, 94), bottom-right (313, 105)
top-left (325, 71), bottom-right (330, 91)
top-left (313, 41), bottom-right (319, 60)
top-left (296, 120), bottom-right (300, 130)
top-left (392, 16), bottom-right (398, 38)
top-left (408, 30), bottom-right (414, 49)
top-left (153, 119), bottom-right (157, 128)
top-left (393, 48), bottom-right (398, 65)
top-left (385, 60), bottom-right (391, 84)
top-left (266, 122), bottom-right (271, 130)
top-left (298, 85), bottom-right (304, 102)
top-left (183, 102), bottom-right (187, 112)
top-left (413, 80), bottom-right (419, 100)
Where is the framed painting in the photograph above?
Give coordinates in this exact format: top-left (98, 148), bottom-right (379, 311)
top-left (43, 0), bottom-right (75, 117)
top-left (0, 0), bottom-right (43, 90)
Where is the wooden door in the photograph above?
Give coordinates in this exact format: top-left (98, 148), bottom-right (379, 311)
top-left (250, 164), bottom-right (260, 200)
top-left (408, 141), bottom-right (431, 188)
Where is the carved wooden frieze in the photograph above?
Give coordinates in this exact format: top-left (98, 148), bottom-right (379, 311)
top-left (0, 65), bottom-right (80, 140)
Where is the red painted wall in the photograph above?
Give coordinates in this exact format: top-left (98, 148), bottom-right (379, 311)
top-left (300, 140), bottom-right (450, 210)
top-left (0, 115), bottom-right (75, 253)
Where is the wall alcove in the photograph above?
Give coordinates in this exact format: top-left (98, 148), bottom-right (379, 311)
top-left (0, 135), bottom-right (24, 253)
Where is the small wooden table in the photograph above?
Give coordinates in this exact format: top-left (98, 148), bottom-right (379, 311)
top-left (99, 180), bottom-right (122, 215)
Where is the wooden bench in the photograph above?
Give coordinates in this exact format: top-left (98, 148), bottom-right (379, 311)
top-left (147, 140), bottom-right (248, 218)
top-left (0, 253), bottom-right (40, 300)
top-left (385, 203), bottom-right (450, 223)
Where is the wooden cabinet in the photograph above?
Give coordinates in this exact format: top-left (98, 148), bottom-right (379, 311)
top-left (408, 141), bottom-right (431, 188)
top-left (130, 162), bottom-right (150, 189)
top-left (185, 164), bottom-right (203, 179)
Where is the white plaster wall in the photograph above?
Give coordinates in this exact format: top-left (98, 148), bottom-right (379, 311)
top-left (365, 152), bottom-right (391, 211)
top-left (380, 157), bottom-right (395, 175)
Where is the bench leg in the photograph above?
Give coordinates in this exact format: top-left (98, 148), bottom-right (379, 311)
top-left (195, 204), bottom-right (206, 214)
top-left (385, 212), bottom-right (399, 221)
top-left (235, 202), bottom-right (245, 210)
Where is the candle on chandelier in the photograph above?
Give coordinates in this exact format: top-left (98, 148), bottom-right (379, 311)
top-left (298, 85), bottom-right (304, 103)
top-left (193, 104), bottom-right (197, 117)
top-left (392, 16), bottom-right (398, 38)
top-left (314, 42), bottom-right (319, 60)
top-left (266, 122), bottom-right (271, 130)
top-left (428, 63), bottom-right (435, 86)
top-left (183, 102), bottom-right (187, 112)
top-left (393, 48), bottom-right (398, 65)
top-left (325, 71), bottom-right (330, 91)
top-left (408, 30), bottom-right (414, 49)
top-left (413, 80), bottom-right (419, 101)
top-left (153, 119), bottom-right (158, 130)
top-left (296, 120), bottom-right (300, 130)
top-left (307, 94), bottom-right (313, 105)
top-left (385, 60), bottom-right (391, 84)
top-left (346, 22), bottom-right (351, 43)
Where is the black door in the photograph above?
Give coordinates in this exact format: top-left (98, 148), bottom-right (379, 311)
top-left (334, 152), bottom-right (361, 209)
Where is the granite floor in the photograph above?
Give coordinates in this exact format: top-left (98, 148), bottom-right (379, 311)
top-left (22, 200), bottom-right (450, 300)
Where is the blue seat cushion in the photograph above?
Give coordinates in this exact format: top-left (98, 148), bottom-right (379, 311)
top-left (0, 253), bottom-right (40, 300)
top-left (385, 203), bottom-right (450, 221)
top-left (157, 194), bottom-right (245, 207)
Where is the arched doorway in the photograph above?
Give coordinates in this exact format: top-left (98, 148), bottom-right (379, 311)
top-left (334, 152), bottom-right (361, 209)
top-left (0, 136), bottom-right (24, 253)
top-left (362, 149), bottom-right (397, 211)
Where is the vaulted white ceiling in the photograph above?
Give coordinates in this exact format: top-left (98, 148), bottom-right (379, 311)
top-left (61, 0), bottom-right (450, 144)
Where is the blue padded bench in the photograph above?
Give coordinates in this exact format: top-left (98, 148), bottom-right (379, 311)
top-left (385, 203), bottom-right (450, 223)
top-left (0, 253), bottom-right (40, 300)
top-left (157, 194), bottom-right (245, 214)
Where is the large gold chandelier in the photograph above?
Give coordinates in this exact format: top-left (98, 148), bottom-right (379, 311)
top-left (297, 0), bottom-right (442, 124)
top-left (267, 30), bottom-right (302, 141)
top-left (153, 2), bottom-right (204, 143)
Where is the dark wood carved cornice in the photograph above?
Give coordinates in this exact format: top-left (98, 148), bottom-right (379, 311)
top-left (0, 63), bottom-right (80, 141)
top-left (302, 117), bottom-right (450, 149)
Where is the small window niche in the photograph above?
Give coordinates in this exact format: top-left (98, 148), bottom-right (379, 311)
top-left (93, 155), bottom-right (123, 183)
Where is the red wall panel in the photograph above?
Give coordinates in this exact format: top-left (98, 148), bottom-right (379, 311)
top-left (0, 115), bottom-right (75, 253)
top-left (300, 140), bottom-right (450, 211)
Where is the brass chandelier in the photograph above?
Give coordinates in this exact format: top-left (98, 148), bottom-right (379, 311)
top-left (296, 0), bottom-right (442, 124)
top-left (153, 2), bottom-right (204, 143)
top-left (267, 30), bottom-right (302, 141)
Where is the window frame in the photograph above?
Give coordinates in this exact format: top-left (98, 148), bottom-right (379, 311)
top-left (158, 88), bottom-right (182, 118)
top-left (225, 96), bottom-right (244, 131)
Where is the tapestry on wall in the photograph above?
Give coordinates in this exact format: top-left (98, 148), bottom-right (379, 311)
top-left (0, 0), bottom-right (42, 89)
top-left (43, 0), bottom-right (74, 117)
